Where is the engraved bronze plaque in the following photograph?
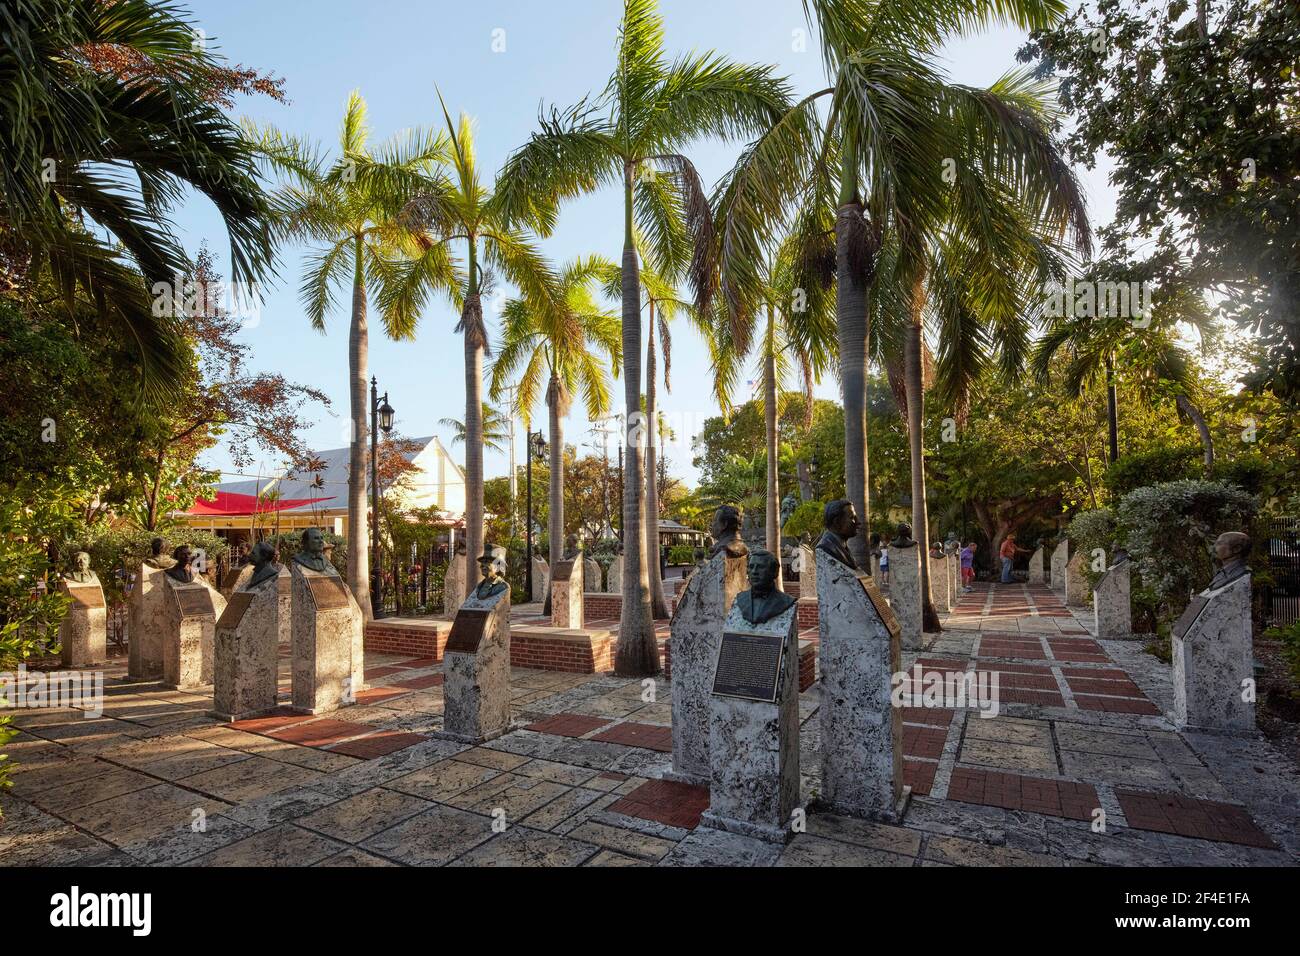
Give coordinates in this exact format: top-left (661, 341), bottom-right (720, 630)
top-left (860, 576), bottom-right (901, 641)
top-left (551, 560), bottom-right (575, 582)
top-left (217, 591), bottom-right (254, 630)
top-left (713, 630), bottom-right (786, 703)
top-left (1172, 595), bottom-right (1210, 640)
top-left (307, 575), bottom-right (350, 610)
top-left (64, 584), bottom-right (105, 609)
top-left (446, 608), bottom-right (492, 655)
top-left (174, 586), bottom-right (215, 619)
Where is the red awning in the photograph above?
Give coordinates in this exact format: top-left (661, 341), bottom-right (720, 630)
top-left (187, 491), bottom-right (336, 517)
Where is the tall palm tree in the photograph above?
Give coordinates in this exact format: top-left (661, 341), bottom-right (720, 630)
top-left (251, 93), bottom-right (451, 619)
top-left (709, 0), bottom-right (1077, 567)
top-left (1, 0), bottom-right (276, 396)
top-left (490, 255), bottom-right (621, 593)
top-left (440, 403), bottom-right (511, 454)
top-left (393, 95), bottom-right (566, 599)
top-left (498, 0), bottom-right (791, 675)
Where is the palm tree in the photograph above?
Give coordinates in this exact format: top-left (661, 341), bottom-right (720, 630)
top-left (440, 403), bottom-right (511, 454)
top-left (1, 0), bottom-right (276, 395)
top-left (490, 255), bottom-right (622, 593)
top-left (708, 0), bottom-right (1080, 567)
top-left (498, 0), bottom-right (791, 675)
top-left (250, 92), bottom-right (451, 619)
top-left (393, 95), bottom-right (566, 600)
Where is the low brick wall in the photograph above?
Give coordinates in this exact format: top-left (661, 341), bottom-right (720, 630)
top-left (365, 618), bottom-right (452, 659)
top-left (582, 592), bottom-right (622, 620)
top-left (797, 598), bottom-right (818, 629)
top-left (510, 628), bottom-right (615, 673)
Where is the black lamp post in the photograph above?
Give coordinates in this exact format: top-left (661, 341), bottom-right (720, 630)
top-left (370, 376), bottom-right (395, 618)
top-left (525, 430), bottom-right (547, 599)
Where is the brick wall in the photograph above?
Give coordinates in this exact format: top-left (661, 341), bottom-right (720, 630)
top-left (364, 619), bottom-right (451, 659)
top-left (797, 598), bottom-right (818, 629)
top-left (510, 631), bottom-right (614, 673)
top-left (582, 592), bottom-right (622, 620)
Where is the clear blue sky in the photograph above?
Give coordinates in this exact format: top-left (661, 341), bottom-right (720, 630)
top-left (176, 0), bottom-right (1114, 490)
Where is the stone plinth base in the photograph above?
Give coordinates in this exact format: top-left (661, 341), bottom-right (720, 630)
top-left (1065, 550), bottom-right (1091, 606)
top-left (128, 564), bottom-right (167, 679)
top-left (441, 589), bottom-right (512, 744)
top-left (890, 546), bottom-right (923, 648)
top-left (1028, 547), bottom-right (1045, 585)
top-left (163, 577), bottom-right (224, 690)
top-left (1050, 541), bottom-right (1069, 592)
top-left (212, 570), bottom-right (283, 722)
top-left (550, 560), bottom-right (583, 629)
top-left (291, 564), bottom-right (363, 715)
top-left (58, 579), bottom-right (107, 668)
top-left (1173, 574), bottom-right (1254, 734)
top-left (1094, 561), bottom-right (1132, 640)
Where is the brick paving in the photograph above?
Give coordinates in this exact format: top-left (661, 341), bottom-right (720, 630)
top-left (3, 581), bottom-right (1298, 867)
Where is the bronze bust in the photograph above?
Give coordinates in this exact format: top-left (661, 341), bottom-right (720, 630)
top-left (143, 536), bottom-right (176, 571)
top-left (293, 527), bottom-right (331, 573)
top-left (1208, 532), bottom-right (1251, 590)
top-left (473, 546), bottom-right (509, 600)
top-left (64, 551), bottom-right (98, 586)
top-left (709, 505), bottom-right (748, 559)
top-left (816, 499), bottom-right (860, 571)
top-left (247, 540), bottom-right (281, 589)
top-left (892, 522), bottom-right (917, 549)
top-left (165, 545), bottom-right (195, 584)
top-left (735, 549), bottom-right (796, 625)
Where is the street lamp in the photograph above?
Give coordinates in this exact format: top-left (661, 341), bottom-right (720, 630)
top-left (525, 430), bottom-right (547, 599)
top-left (370, 376), bottom-right (395, 618)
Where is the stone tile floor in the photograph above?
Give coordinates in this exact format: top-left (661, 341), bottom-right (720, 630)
top-left (3, 583), bottom-right (1298, 867)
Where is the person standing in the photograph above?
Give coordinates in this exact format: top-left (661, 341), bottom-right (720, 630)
top-left (999, 533), bottom-right (1029, 583)
top-left (879, 539), bottom-right (890, 586)
top-left (961, 541), bottom-right (977, 592)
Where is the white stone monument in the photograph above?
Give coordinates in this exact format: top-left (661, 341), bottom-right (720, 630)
top-left (797, 543), bottom-right (816, 596)
top-left (668, 548), bottom-right (747, 785)
top-left (530, 556), bottom-right (549, 604)
top-left (442, 552), bottom-right (512, 744)
top-left (128, 563), bottom-right (168, 679)
top-left (1065, 550), bottom-right (1091, 606)
top-left (443, 549), bottom-right (468, 617)
top-left (290, 555), bottom-right (363, 715)
top-left (700, 593), bottom-right (800, 843)
top-left (1050, 540), bottom-right (1069, 592)
top-left (212, 567), bottom-right (286, 721)
top-left (57, 567), bottom-right (107, 669)
top-left (220, 563), bottom-right (251, 599)
top-left (947, 543), bottom-right (961, 598)
top-left (606, 554), bottom-right (623, 594)
top-left (584, 555), bottom-right (601, 594)
top-left (550, 558), bottom-right (583, 628)
top-left (931, 553), bottom-right (951, 614)
top-left (1093, 558), bottom-right (1132, 640)
top-left (1028, 546), bottom-right (1046, 585)
top-left (890, 544), bottom-right (923, 648)
top-left (162, 575), bottom-right (225, 689)
top-left (1172, 539), bottom-right (1254, 734)
top-left (816, 548), bottom-right (908, 821)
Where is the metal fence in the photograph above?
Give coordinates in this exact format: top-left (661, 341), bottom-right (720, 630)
top-left (1263, 516), bottom-right (1299, 626)
top-left (376, 545), bottom-right (445, 617)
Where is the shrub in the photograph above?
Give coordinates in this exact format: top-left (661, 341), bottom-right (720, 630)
top-left (667, 545), bottom-right (697, 565)
top-left (59, 527), bottom-right (230, 613)
top-left (1103, 445), bottom-right (1200, 498)
top-left (1264, 620), bottom-right (1300, 695)
top-left (1065, 507), bottom-right (1117, 587)
top-left (1116, 479), bottom-right (1257, 622)
top-left (782, 500), bottom-right (826, 540)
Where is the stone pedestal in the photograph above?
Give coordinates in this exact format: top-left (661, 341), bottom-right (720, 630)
top-left (1093, 561), bottom-right (1131, 640)
top-left (584, 556), bottom-right (601, 594)
top-left (669, 551), bottom-right (748, 785)
top-left (58, 578), bottom-right (107, 668)
top-left (162, 577), bottom-right (225, 689)
top-left (129, 564), bottom-right (167, 679)
top-left (871, 553), bottom-right (883, 591)
top-left (550, 559), bottom-right (583, 628)
top-left (1028, 547), bottom-right (1045, 585)
top-left (291, 563), bottom-right (363, 714)
top-left (815, 549), bottom-right (908, 821)
top-left (700, 600), bottom-right (800, 843)
top-left (890, 546), bottom-right (923, 648)
top-left (220, 564), bottom-right (252, 599)
top-left (212, 570), bottom-right (285, 721)
top-left (1065, 550), bottom-right (1091, 606)
top-left (931, 554), bottom-right (951, 613)
top-left (1172, 574), bottom-right (1253, 733)
top-left (948, 547), bottom-right (961, 598)
top-left (1051, 540), bottom-right (1069, 592)
top-left (606, 556), bottom-right (623, 594)
top-left (530, 557), bottom-right (549, 603)
top-left (443, 553), bottom-right (467, 617)
top-left (441, 588), bottom-right (512, 744)
top-left (797, 544), bottom-right (816, 595)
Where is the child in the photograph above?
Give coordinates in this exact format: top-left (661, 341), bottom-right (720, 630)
top-left (879, 542), bottom-right (890, 586)
top-left (960, 541), bottom-right (977, 592)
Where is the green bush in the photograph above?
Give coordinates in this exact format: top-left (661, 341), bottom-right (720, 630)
top-left (1264, 620), bottom-right (1300, 695)
top-left (667, 545), bottom-right (698, 565)
top-left (60, 527), bottom-right (230, 611)
top-left (1065, 507), bottom-right (1117, 587)
top-left (1103, 445), bottom-right (1200, 498)
top-left (782, 500), bottom-right (826, 540)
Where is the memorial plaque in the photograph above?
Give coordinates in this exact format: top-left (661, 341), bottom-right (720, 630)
top-left (217, 591), bottom-right (254, 630)
top-left (222, 567), bottom-right (244, 591)
top-left (551, 560), bottom-right (575, 582)
top-left (859, 576), bottom-right (901, 641)
top-left (1172, 595), bottom-right (1210, 640)
top-left (306, 575), bottom-right (350, 610)
top-left (712, 630), bottom-right (786, 703)
top-left (175, 586), bottom-right (215, 619)
top-left (446, 608), bottom-right (491, 655)
top-left (65, 585), bottom-right (105, 609)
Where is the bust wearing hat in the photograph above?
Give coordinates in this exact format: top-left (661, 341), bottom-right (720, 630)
top-left (473, 545), bottom-right (509, 601)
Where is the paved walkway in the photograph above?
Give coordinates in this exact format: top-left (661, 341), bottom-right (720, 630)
top-left (3, 583), bottom-right (1297, 866)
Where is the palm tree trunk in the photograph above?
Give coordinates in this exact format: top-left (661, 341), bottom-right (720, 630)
top-left (644, 299), bottom-right (669, 619)
top-left (615, 163), bottom-right (658, 676)
top-left (348, 248), bottom-right (373, 620)
top-left (836, 137), bottom-right (871, 567)
top-left (764, 307), bottom-right (781, 586)
top-left (904, 278), bottom-right (939, 632)
top-left (547, 369), bottom-right (564, 579)
top-left (1105, 353), bottom-right (1120, 464)
top-left (462, 241), bottom-right (484, 596)
top-left (1176, 394), bottom-right (1215, 471)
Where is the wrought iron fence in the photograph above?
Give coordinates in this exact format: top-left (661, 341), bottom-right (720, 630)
top-left (1263, 516), bottom-right (1299, 626)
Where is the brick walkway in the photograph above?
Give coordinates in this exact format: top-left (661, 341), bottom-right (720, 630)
top-left (3, 582), bottom-right (1297, 867)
